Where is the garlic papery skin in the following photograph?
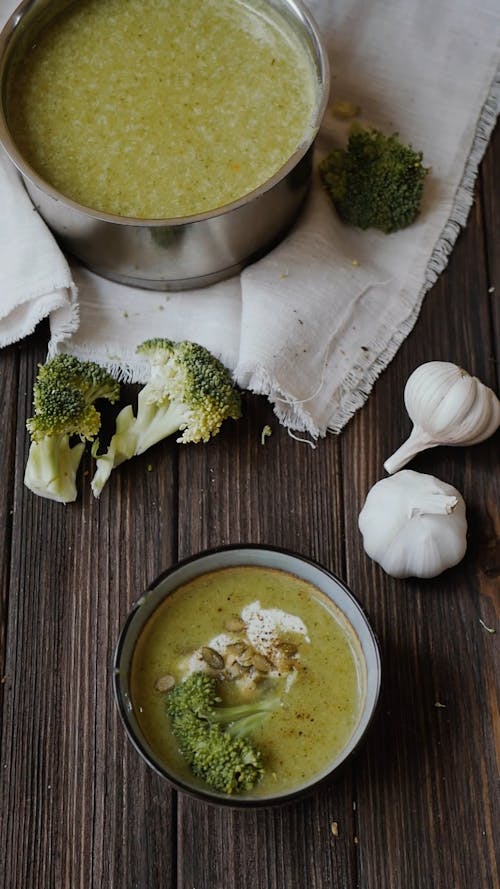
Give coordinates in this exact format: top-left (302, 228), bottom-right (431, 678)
top-left (358, 470), bottom-right (467, 579)
top-left (384, 361), bottom-right (500, 474)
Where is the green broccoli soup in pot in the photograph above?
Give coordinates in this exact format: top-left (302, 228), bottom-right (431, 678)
top-left (130, 565), bottom-right (366, 799)
top-left (6, 0), bottom-right (318, 219)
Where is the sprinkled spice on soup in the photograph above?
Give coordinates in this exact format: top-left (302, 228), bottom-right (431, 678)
top-left (7, 0), bottom-right (318, 218)
top-left (130, 566), bottom-right (365, 798)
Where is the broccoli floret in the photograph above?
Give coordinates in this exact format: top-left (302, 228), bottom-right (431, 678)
top-left (24, 354), bottom-right (120, 503)
top-left (166, 672), bottom-right (279, 795)
top-left (320, 125), bottom-right (428, 233)
top-left (91, 339), bottom-right (241, 497)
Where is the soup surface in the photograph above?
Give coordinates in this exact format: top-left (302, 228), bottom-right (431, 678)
top-left (130, 566), bottom-right (364, 798)
top-left (7, 0), bottom-right (318, 218)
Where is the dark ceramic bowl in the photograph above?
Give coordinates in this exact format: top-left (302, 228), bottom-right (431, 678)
top-left (113, 545), bottom-right (381, 807)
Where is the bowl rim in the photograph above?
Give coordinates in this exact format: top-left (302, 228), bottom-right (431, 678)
top-left (113, 543), bottom-right (382, 808)
top-left (0, 0), bottom-right (330, 227)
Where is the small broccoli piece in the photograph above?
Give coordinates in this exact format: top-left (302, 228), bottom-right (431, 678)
top-left (24, 354), bottom-right (120, 503)
top-left (91, 339), bottom-right (241, 497)
top-left (320, 125), bottom-right (428, 233)
top-left (166, 672), bottom-right (279, 794)
top-left (261, 424), bottom-right (272, 445)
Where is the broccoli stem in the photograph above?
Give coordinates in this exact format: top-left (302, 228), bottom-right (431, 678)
top-left (134, 392), bottom-right (187, 455)
top-left (91, 396), bottom-right (187, 495)
top-left (206, 698), bottom-right (280, 737)
top-left (24, 435), bottom-right (85, 504)
top-left (91, 404), bottom-right (137, 496)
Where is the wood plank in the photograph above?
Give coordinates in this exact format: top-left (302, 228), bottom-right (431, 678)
top-left (341, 155), bottom-right (499, 889)
top-left (176, 394), bottom-right (357, 889)
top-left (178, 788), bottom-right (358, 889)
top-left (0, 357), bottom-right (179, 888)
top-left (0, 118), bottom-right (497, 889)
top-left (480, 122), bottom-right (500, 386)
top-left (0, 342), bottom-right (19, 703)
top-left (177, 392), bottom-right (346, 568)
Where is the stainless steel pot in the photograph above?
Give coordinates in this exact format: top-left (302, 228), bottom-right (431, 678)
top-left (0, 0), bottom-right (329, 291)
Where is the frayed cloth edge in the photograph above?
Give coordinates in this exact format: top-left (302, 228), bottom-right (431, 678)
top-left (326, 64), bottom-right (499, 435)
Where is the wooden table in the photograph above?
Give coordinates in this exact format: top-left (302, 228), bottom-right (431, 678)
top-left (1, 126), bottom-right (498, 889)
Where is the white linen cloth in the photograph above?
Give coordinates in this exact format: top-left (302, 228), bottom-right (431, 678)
top-left (0, 0), bottom-right (498, 436)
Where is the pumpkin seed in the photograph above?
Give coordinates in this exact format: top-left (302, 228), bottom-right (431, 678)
top-left (226, 641), bottom-right (246, 656)
top-left (252, 653), bottom-right (273, 673)
top-left (225, 616), bottom-right (246, 633)
top-left (155, 674), bottom-right (175, 692)
top-left (277, 642), bottom-right (298, 657)
top-left (236, 646), bottom-right (255, 667)
top-left (225, 662), bottom-right (247, 680)
top-left (201, 646), bottom-right (225, 670)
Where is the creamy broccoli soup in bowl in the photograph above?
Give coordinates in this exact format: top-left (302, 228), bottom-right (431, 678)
top-left (0, 0), bottom-right (329, 290)
top-left (114, 546), bottom-right (381, 806)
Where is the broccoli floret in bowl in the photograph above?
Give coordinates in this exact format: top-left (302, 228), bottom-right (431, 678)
top-left (166, 672), bottom-right (281, 795)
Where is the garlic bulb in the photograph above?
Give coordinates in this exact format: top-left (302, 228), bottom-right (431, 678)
top-left (384, 361), bottom-right (500, 474)
top-left (358, 470), bottom-right (467, 579)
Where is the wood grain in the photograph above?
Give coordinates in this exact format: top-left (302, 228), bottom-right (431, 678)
top-left (0, 128), bottom-right (498, 889)
top-left (341, 149), bottom-right (500, 889)
top-left (0, 343), bottom-right (19, 705)
top-left (480, 123), bottom-right (500, 381)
